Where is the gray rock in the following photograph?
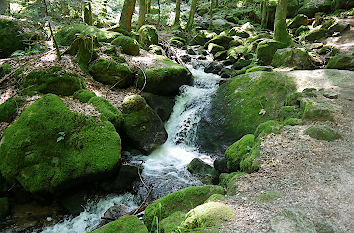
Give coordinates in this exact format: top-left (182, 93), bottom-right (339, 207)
top-left (270, 209), bottom-right (316, 233)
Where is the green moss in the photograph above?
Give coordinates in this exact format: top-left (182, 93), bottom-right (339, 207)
top-left (256, 39), bottom-right (285, 65)
top-left (254, 120), bottom-right (281, 138)
top-left (111, 36), bottom-right (140, 56)
top-left (257, 191), bottom-right (281, 203)
top-left (278, 106), bottom-right (301, 121)
top-left (160, 211), bottom-right (186, 233)
top-left (136, 58), bottom-right (192, 96)
top-left (89, 97), bottom-right (123, 130)
top-left (225, 134), bottom-right (255, 171)
top-left (302, 98), bottom-right (339, 122)
top-left (240, 146), bottom-right (260, 173)
top-left (205, 194), bottom-right (227, 203)
top-left (73, 89), bottom-right (96, 103)
top-left (284, 118), bottom-right (302, 126)
top-left (170, 37), bottom-right (185, 48)
top-left (302, 27), bottom-right (327, 42)
top-left (92, 215), bottom-right (148, 233)
top-left (285, 92), bottom-right (304, 106)
top-left (304, 125), bottom-right (341, 141)
top-left (219, 172), bottom-right (245, 187)
top-left (325, 55), bottom-right (354, 70)
top-left (0, 94), bottom-right (121, 193)
top-left (20, 68), bottom-right (86, 96)
top-left (138, 25), bottom-right (158, 47)
top-left (143, 185), bottom-right (225, 230)
top-left (205, 33), bottom-right (233, 49)
top-left (208, 43), bottom-right (225, 55)
top-left (55, 24), bottom-right (120, 46)
top-left (227, 46), bottom-right (248, 62)
top-left (0, 16), bottom-right (26, 58)
top-left (288, 14), bottom-right (308, 29)
top-left (89, 58), bottom-right (133, 88)
top-left (181, 202), bottom-right (235, 229)
top-left (246, 66), bottom-right (273, 73)
top-left (0, 97), bottom-right (25, 122)
top-left (272, 48), bottom-right (314, 69)
top-left (0, 64), bottom-right (11, 77)
top-left (0, 197), bottom-right (9, 220)
top-left (149, 45), bottom-right (164, 55)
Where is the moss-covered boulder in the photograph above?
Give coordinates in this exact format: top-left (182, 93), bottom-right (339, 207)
top-left (325, 55), bottom-right (354, 70)
top-left (303, 27), bottom-right (328, 42)
top-left (89, 58), bottom-right (133, 87)
top-left (187, 158), bottom-right (219, 184)
top-left (92, 215), bottom-right (148, 233)
top-left (271, 209), bottom-right (317, 233)
top-left (255, 120), bottom-right (281, 138)
top-left (219, 172), bottom-right (245, 188)
top-left (299, 0), bottom-right (333, 17)
top-left (0, 97), bottom-right (25, 122)
top-left (143, 92), bottom-right (175, 122)
top-left (207, 43), bottom-right (225, 55)
top-left (335, 0), bottom-right (354, 9)
top-left (149, 45), bottom-right (164, 55)
top-left (138, 25), bottom-right (158, 47)
top-left (288, 14), bottom-right (308, 29)
top-left (196, 71), bottom-right (296, 153)
top-left (0, 16), bottom-right (26, 58)
top-left (205, 32), bottom-right (233, 49)
top-left (304, 125), bottom-right (341, 141)
top-left (256, 39), bottom-right (285, 66)
top-left (89, 97), bottom-right (124, 130)
top-left (73, 89), bottom-right (96, 103)
top-left (111, 36), bottom-right (140, 56)
top-left (181, 202), bottom-right (235, 229)
top-left (143, 185), bottom-right (225, 230)
top-left (302, 98), bottom-right (339, 122)
top-left (272, 48), bottom-right (314, 69)
top-left (170, 37), bottom-right (186, 48)
top-left (20, 67), bottom-right (86, 96)
top-left (121, 95), bottom-right (167, 154)
top-left (245, 66), bottom-right (273, 73)
top-left (0, 197), bottom-right (9, 220)
top-left (227, 45), bottom-right (249, 63)
top-left (225, 134), bottom-right (255, 171)
top-left (136, 58), bottom-right (192, 96)
top-left (0, 94), bottom-right (121, 193)
top-left (55, 24), bottom-right (120, 46)
top-left (160, 211), bottom-right (186, 233)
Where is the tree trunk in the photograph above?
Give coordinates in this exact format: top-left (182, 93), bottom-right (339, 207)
top-left (119, 0), bottom-right (137, 31)
top-left (138, 0), bottom-right (146, 28)
top-left (274, 0), bottom-right (290, 44)
top-left (209, 0), bottom-right (214, 29)
top-left (146, 0), bottom-right (151, 13)
top-left (0, 0), bottom-right (9, 14)
top-left (186, 0), bottom-right (198, 31)
top-left (84, 1), bottom-right (93, 26)
top-left (174, 0), bottom-right (181, 26)
top-left (261, 0), bottom-right (269, 29)
top-left (157, 0), bottom-right (161, 28)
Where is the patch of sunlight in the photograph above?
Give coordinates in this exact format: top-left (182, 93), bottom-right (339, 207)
top-left (287, 70), bottom-right (336, 92)
top-left (10, 3), bottom-right (24, 14)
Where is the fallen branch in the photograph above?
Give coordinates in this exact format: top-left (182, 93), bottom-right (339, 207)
top-left (137, 68), bottom-right (147, 95)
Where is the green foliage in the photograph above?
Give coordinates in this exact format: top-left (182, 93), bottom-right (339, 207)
top-left (304, 125), bottom-right (341, 141)
top-left (73, 89), bottom-right (97, 103)
top-left (91, 215), bottom-right (148, 233)
top-left (89, 97), bottom-right (124, 130)
top-left (20, 67), bottom-right (86, 96)
top-left (143, 185), bottom-right (225, 230)
top-left (0, 97), bottom-right (25, 123)
top-left (0, 64), bottom-right (11, 77)
top-left (111, 36), bottom-right (140, 56)
top-left (0, 94), bottom-right (121, 193)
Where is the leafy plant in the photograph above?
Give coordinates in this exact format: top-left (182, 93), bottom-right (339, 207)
top-left (57, 131), bottom-right (65, 142)
top-left (151, 203), bottom-right (162, 233)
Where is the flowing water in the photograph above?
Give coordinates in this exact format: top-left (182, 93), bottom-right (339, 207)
top-left (41, 60), bottom-right (222, 233)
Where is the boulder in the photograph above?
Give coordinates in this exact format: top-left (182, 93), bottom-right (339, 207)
top-left (214, 157), bottom-right (228, 173)
top-left (187, 158), bottom-right (219, 184)
top-left (0, 94), bottom-right (121, 193)
top-left (55, 24), bottom-right (120, 46)
top-left (196, 71), bottom-right (296, 153)
top-left (136, 57), bottom-right (192, 96)
top-left (92, 215), bottom-right (148, 233)
top-left (272, 48), bottom-right (314, 69)
top-left (89, 58), bottom-right (133, 88)
top-left (334, 0), bottom-right (354, 9)
top-left (304, 125), bottom-right (341, 141)
top-left (121, 95), bottom-right (167, 154)
top-left (149, 45), bottom-right (164, 55)
top-left (204, 62), bottom-right (223, 74)
top-left (0, 16), bottom-right (27, 58)
top-left (170, 37), bottom-right (186, 48)
top-left (256, 39), bottom-right (285, 66)
top-left (205, 32), bottom-right (233, 49)
top-left (299, 0), bottom-right (333, 17)
top-left (254, 120), bottom-right (281, 138)
top-left (288, 14), bottom-right (308, 29)
top-left (225, 134), bottom-right (255, 171)
top-left (271, 209), bottom-right (317, 233)
top-left (160, 211), bottom-right (185, 233)
top-left (207, 43), bottom-right (225, 55)
top-left (73, 89), bottom-right (97, 103)
top-left (143, 185), bottom-right (225, 230)
top-left (227, 45), bottom-right (249, 63)
top-left (143, 92), bottom-right (175, 122)
top-left (181, 202), bottom-right (235, 229)
top-left (138, 25), bottom-right (158, 47)
top-left (302, 98), bottom-right (340, 122)
top-left (328, 21), bottom-right (350, 35)
top-left (190, 30), bottom-right (216, 46)
top-left (112, 36), bottom-right (140, 56)
top-left (20, 67), bottom-right (86, 96)
top-left (0, 197), bottom-right (9, 220)
top-left (0, 97), bottom-right (25, 123)
top-left (325, 55), bottom-right (354, 70)
top-left (303, 27), bottom-right (328, 42)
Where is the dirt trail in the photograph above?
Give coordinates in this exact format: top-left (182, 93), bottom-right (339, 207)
top-left (220, 69), bottom-right (354, 233)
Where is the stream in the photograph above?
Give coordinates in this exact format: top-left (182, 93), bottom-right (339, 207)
top-left (40, 59), bottom-right (222, 233)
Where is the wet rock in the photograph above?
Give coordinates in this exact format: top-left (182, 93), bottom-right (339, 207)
top-left (143, 92), bottom-right (175, 122)
top-left (187, 158), bottom-right (219, 184)
top-left (204, 62), bottom-right (223, 74)
top-left (186, 47), bottom-right (197, 55)
top-left (60, 192), bottom-right (87, 216)
top-left (270, 209), bottom-right (316, 233)
top-left (104, 204), bottom-right (130, 220)
top-left (103, 164), bottom-right (140, 193)
top-left (214, 51), bottom-right (228, 61)
top-left (213, 157), bottom-right (228, 173)
top-left (220, 68), bottom-right (232, 79)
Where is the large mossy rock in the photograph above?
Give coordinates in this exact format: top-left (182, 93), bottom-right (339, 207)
top-left (303, 27), bottom-right (328, 42)
top-left (92, 215), bottom-right (148, 233)
top-left (304, 125), bottom-right (341, 141)
top-left (73, 89), bottom-right (96, 103)
top-left (55, 24), bottom-right (120, 46)
top-left (143, 185), bottom-right (225, 230)
top-left (0, 16), bottom-right (26, 58)
top-left (196, 71), bottom-right (296, 153)
top-left (0, 97), bottom-right (25, 123)
top-left (225, 134), bottom-right (255, 171)
top-left (89, 58), bottom-right (133, 87)
top-left (299, 0), bottom-right (334, 17)
top-left (138, 25), bottom-right (158, 47)
top-left (111, 36), bottom-right (140, 56)
top-left (301, 98), bottom-right (339, 122)
top-left (187, 158), bottom-right (219, 184)
top-left (181, 202), bottom-right (235, 229)
top-left (121, 95), bottom-right (167, 154)
top-left (271, 209), bottom-right (317, 233)
top-left (256, 39), bottom-right (285, 66)
top-left (325, 54), bottom-right (354, 70)
top-left (205, 32), bottom-right (233, 49)
top-left (160, 211), bottom-right (186, 233)
top-left (20, 67), bottom-right (86, 96)
top-left (272, 48), bottom-right (314, 69)
top-left (0, 94), bottom-right (121, 193)
top-left (136, 57), bottom-right (192, 96)
top-left (288, 14), bottom-right (309, 29)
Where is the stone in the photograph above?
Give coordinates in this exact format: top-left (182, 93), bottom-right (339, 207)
top-left (143, 92), bottom-right (175, 122)
top-left (214, 157), bottom-right (228, 173)
top-left (303, 27), bottom-right (327, 42)
top-left (138, 25), bottom-right (158, 47)
top-left (0, 16), bottom-right (27, 58)
top-left (187, 158), bottom-right (219, 184)
top-left (205, 32), bottom-right (233, 49)
top-left (92, 215), bottom-right (148, 233)
top-left (0, 97), bottom-right (25, 123)
top-left (299, 0), bottom-right (333, 17)
top-left (325, 55), bottom-right (354, 70)
top-left (270, 209), bottom-right (317, 233)
top-left (225, 134), bottom-right (255, 171)
top-left (272, 48), bottom-right (314, 70)
top-left (304, 125), bottom-right (341, 141)
top-left (207, 43), bottom-right (225, 55)
top-left (0, 197), bottom-right (9, 220)
top-left (256, 39), bottom-right (285, 66)
top-left (204, 62), bottom-right (223, 74)
top-left (288, 14), bottom-right (309, 29)
top-left (111, 36), bottom-right (140, 56)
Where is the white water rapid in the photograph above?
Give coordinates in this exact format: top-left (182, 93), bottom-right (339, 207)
top-left (41, 61), bottom-right (222, 233)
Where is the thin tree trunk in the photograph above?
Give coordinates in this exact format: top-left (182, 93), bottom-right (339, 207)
top-left (174, 0), bottom-right (181, 26)
top-left (138, 0), bottom-right (146, 28)
top-left (43, 0), bottom-right (61, 61)
top-left (274, 0), bottom-right (290, 44)
top-left (146, 0), bottom-right (151, 13)
top-left (157, 0), bottom-right (161, 28)
top-left (84, 1), bottom-right (93, 26)
top-left (119, 0), bottom-right (137, 31)
top-left (186, 0), bottom-right (198, 31)
top-left (261, 0), bottom-right (269, 29)
top-left (209, 0), bottom-right (214, 29)
top-left (0, 0), bottom-right (9, 14)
